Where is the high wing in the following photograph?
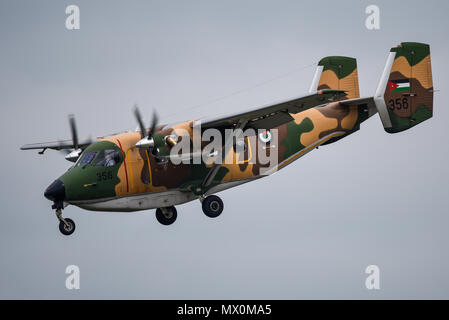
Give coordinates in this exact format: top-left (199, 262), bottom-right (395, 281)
top-left (194, 89), bottom-right (347, 130)
top-left (192, 89), bottom-right (347, 191)
top-left (20, 137), bottom-right (96, 152)
top-left (20, 114), bottom-right (97, 155)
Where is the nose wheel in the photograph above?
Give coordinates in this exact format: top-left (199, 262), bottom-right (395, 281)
top-left (155, 206), bottom-right (177, 225)
top-left (55, 208), bottom-right (76, 236)
top-left (59, 218), bottom-right (76, 235)
top-left (201, 195), bottom-right (224, 218)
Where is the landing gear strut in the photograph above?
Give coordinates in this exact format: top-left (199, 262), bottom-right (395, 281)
top-left (155, 206), bottom-right (177, 225)
top-left (201, 195), bottom-right (224, 218)
top-left (55, 208), bottom-right (76, 236)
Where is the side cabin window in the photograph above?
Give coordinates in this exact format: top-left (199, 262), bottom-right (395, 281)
top-left (94, 149), bottom-right (121, 167)
top-left (233, 138), bottom-right (247, 153)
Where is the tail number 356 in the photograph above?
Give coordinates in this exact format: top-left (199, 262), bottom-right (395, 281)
top-left (388, 97), bottom-right (409, 111)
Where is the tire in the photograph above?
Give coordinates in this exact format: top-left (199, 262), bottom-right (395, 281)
top-left (59, 218), bottom-right (76, 236)
top-left (156, 207), bottom-right (177, 225)
top-left (202, 195), bottom-right (224, 218)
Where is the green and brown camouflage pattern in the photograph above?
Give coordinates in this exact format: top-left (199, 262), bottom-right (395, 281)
top-left (58, 101), bottom-right (370, 203)
top-left (384, 42), bottom-right (433, 133)
top-left (56, 42), bottom-right (433, 205)
top-left (317, 56), bottom-right (360, 100)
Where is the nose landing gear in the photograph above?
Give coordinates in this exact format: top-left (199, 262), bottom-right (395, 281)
top-left (55, 208), bottom-right (76, 236)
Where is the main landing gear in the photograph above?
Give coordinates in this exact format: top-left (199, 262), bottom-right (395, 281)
top-left (154, 195), bottom-right (224, 226)
top-left (201, 195), bottom-right (224, 218)
top-left (55, 208), bottom-right (76, 236)
top-left (155, 206), bottom-right (177, 225)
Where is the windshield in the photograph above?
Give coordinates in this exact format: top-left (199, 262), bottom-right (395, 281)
top-left (94, 149), bottom-right (121, 167)
top-left (76, 151), bottom-right (97, 167)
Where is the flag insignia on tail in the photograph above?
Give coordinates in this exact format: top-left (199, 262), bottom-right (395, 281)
top-left (388, 79), bottom-right (410, 92)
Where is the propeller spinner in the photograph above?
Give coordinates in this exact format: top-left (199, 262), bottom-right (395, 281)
top-left (134, 105), bottom-right (160, 152)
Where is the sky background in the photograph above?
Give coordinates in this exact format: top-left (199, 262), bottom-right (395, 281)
top-left (1, 0), bottom-right (448, 299)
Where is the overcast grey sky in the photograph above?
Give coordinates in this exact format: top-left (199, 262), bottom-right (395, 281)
top-left (1, 0), bottom-right (449, 299)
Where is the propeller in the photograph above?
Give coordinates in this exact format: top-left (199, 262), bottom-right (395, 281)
top-left (134, 105), bottom-right (161, 153)
top-left (69, 114), bottom-right (79, 150)
top-left (60, 114), bottom-right (88, 162)
top-left (134, 106), bottom-right (147, 139)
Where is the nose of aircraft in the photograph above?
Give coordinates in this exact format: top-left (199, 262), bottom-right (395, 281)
top-left (44, 179), bottom-right (66, 202)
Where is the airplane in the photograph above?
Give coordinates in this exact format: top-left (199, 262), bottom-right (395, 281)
top-left (21, 42), bottom-right (433, 236)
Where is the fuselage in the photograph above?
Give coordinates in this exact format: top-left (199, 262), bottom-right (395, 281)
top-left (57, 101), bottom-right (374, 212)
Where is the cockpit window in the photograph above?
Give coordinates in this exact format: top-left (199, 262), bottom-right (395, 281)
top-left (94, 149), bottom-right (121, 167)
top-left (76, 152), bottom-right (97, 167)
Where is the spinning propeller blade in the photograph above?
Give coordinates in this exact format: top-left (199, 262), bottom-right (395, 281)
top-left (133, 105), bottom-right (159, 154)
top-left (148, 110), bottom-right (158, 138)
top-left (68, 114), bottom-right (79, 150)
top-left (134, 105), bottom-right (147, 138)
top-left (57, 114), bottom-right (91, 161)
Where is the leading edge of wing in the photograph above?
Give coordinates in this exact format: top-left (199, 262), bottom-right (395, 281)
top-left (194, 89), bottom-right (347, 130)
top-left (20, 137), bottom-right (95, 151)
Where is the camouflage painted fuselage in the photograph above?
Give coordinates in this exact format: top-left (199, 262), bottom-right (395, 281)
top-left (58, 41), bottom-right (433, 212)
top-left (59, 101), bottom-right (372, 212)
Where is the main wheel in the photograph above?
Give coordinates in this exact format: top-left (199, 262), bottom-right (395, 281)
top-left (59, 218), bottom-right (76, 236)
top-left (155, 206), bottom-right (177, 225)
top-left (202, 195), bottom-right (224, 218)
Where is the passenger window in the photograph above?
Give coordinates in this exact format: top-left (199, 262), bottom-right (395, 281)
top-left (95, 149), bottom-right (121, 167)
top-left (233, 138), bottom-right (247, 153)
top-left (76, 152), bottom-right (97, 167)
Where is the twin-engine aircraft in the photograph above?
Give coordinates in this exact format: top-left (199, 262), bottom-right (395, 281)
top-left (21, 42), bottom-right (433, 236)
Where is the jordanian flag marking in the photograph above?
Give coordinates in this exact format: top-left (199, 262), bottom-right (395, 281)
top-left (388, 79), bottom-right (410, 92)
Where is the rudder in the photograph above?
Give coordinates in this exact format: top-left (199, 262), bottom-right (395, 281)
top-left (374, 42), bottom-right (433, 133)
